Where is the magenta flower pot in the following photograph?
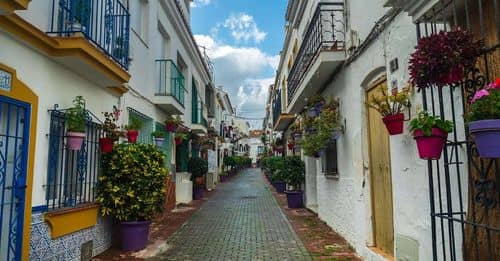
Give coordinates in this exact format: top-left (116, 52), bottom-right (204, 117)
top-left (382, 113), bottom-right (405, 135)
top-left (272, 181), bottom-right (286, 193)
top-left (66, 131), bottom-right (85, 150)
top-left (469, 119), bottom-right (500, 158)
top-left (414, 128), bottom-right (448, 160)
top-left (285, 190), bottom-right (304, 208)
top-left (120, 221), bottom-right (151, 251)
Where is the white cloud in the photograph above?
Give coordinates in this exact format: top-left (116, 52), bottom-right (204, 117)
top-left (191, 0), bottom-right (211, 8)
top-left (220, 13), bottom-right (267, 43)
top-left (194, 34), bottom-right (276, 122)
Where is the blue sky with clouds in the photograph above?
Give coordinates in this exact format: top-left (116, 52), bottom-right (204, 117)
top-left (190, 0), bottom-right (287, 128)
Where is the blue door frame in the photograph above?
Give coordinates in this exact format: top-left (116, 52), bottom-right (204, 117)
top-left (0, 95), bottom-right (30, 261)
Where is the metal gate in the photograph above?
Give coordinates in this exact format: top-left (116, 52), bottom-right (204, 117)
top-left (415, 0), bottom-right (499, 260)
top-left (0, 96), bottom-right (30, 261)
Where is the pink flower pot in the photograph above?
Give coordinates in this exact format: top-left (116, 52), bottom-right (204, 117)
top-left (67, 131), bottom-right (85, 150)
top-left (414, 128), bottom-right (448, 160)
top-left (382, 113), bottom-right (405, 135)
top-left (127, 130), bottom-right (139, 143)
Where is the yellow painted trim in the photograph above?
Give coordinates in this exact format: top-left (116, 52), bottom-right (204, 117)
top-left (0, 13), bottom-right (130, 92)
top-left (44, 204), bottom-right (99, 239)
top-left (0, 63), bottom-right (38, 261)
top-left (0, 0), bottom-right (30, 13)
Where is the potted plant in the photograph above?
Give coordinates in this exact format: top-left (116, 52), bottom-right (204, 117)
top-left (283, 156), bottom-right (305, 208)
top-left (66, 96), bottom-right (87, 151)
top-left (96, 143), bottom-right (168, 251)
top-left (368, 87), bottom-right (411, 135)
top-left (174, 132), bottom-right (187, 145)
top-left (305, 95), bottom-right (325, 117)
top-left (70, 0), bottom-right (91, 32)
top-left (165, 115), bottom-right (183, 132)
top-left (409, 28), bottom-right (480, 89)
top-left (188, 157), bottom-right (208, 200)
top-left (152, 130), bottom-right (166, 147)
top-left (301, 98), bottom-right (343, 157)
top-left (267, 157), bottom-right (286, 193)
top-left (467, 79), bottom-right (500, 158)
top-left (125, 117), bottom-right (142, 143)
top-left (100, 106), bottom-right (122, 153)
top-left (409, 111), bottom-right (454, 160)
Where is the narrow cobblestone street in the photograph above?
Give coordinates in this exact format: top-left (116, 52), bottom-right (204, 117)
top-left (150, 168), bottom-right (311, 261)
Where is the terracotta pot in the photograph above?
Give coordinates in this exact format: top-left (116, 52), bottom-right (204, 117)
top-left (127, 130), bottom-right (139, 143)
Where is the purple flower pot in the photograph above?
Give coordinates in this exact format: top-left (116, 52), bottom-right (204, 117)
top-left (469, 119), bottom-right (500, 158)
top-left (307, 107), bottom-right (320, 118)
top-left (220, 175), bottom-right (229, 182)
top-left (120, 221), bottom-right (151, 251)
top-left (67, 131), bottom-right (85, 150)
top-left (193, 186), bottom-right (204, 200)
top-left (273, 181), bottom-right (286, 193)
top-left (285, 190), bottom-right (304, 208)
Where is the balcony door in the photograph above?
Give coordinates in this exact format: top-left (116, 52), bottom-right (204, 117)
top-left (366, 79), bottom-right (394, 256)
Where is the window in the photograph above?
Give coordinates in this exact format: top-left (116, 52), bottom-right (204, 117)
top-left (128, 108), bottom-right (153, 144)
top-left (46, 109), bottom-right (102, 210)
top-left (158, 23), bottom-right (170, 58)
top-left (321, 140), bottom-right (338, 176)
top-left (134, 0), bottom-right (149, 42)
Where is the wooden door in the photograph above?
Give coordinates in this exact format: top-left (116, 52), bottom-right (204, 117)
top-left (367, 80), bottom-right (394, 256)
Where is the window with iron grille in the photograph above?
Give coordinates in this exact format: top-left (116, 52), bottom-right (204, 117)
top-left (321, 140), bottom-right (338, 176)
top-left (128, 108), bottom-right (153, 144)
top-left (45, 109), bottom-right (102, 210)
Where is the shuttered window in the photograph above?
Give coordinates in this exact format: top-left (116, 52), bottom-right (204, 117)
top-left (128, 108), bottom-right (153, 144)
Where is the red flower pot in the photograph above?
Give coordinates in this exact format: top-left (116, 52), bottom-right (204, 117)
top-left (287, 143), bottom-right (294, 150)
top-left (99, 138), bottom-right (113, 153)
top-left (382, 113), bottom-right (405, 135)
top-left (165, 122), bottom-right (177, 132)
top-left (414, 128), bottom-right (448, 160)
top-left (127, 130), bottom-right (139, 143)
top-left (175, 137), bottom-right (183, 145)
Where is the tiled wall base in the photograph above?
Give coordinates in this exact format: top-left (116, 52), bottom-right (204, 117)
top-left (29, 213), bottom-right (112, 261)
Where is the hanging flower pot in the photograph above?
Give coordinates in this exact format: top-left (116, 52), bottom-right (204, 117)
top-left (307, 107), bottom-right (320, 118)
top-left (175, 137), bottom-right (183, 145)
top-left (466, 81), bottom-right (500, 158)
top-left (331, 130), bottom-right (342, 140)
top-left (382, 113), bottom-right (405, 135)
top-left (127, 130), bottom-right (139, 143)
top-left (67, 131), bottom-right (85, 150)
top-left (99, 137), bottom-right (114, 153)
top-left (414, 128), bottom-right (448, 160)
top-left (165, 122), bottom-right (177, 132)
top-left (154, 137), bottom-right (165, 147)
top-left (287, 143), bottom-right (294, 150)
top-left (469, 120), bottom-right (500, 158)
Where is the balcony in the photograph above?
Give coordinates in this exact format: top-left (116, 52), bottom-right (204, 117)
top-left (272, 90), bottom-right (294, 131)
top-left (153, 60), bottom-right (186, 115)
top-left (286, 2), bottom-right (345, 113)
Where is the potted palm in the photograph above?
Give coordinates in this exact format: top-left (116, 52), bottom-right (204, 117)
top-left (152, 130), bottom-right (166, 147)
top-left (467, 79), bottom-right (500, 158)
top-left (369, 87), bottom-right (411, 135)
top-left (100, 106), bottom-right (122, 153)
top-left (66, 96), bottom-right (87, 151)
top-left (96, 143), bottom-right (167, 251)
top-left (283, 156), bottom-right (305, 208)
top-left (125, 117), bottom-right (142, 143)
top-left (409, 111), bottom-right (454, 160)
top-left (189, 157), bottom-right (208, 200)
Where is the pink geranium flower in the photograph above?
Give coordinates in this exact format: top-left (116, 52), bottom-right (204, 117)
top-left (487, 78), bottom-right (500, 90)
top-left (471, 89), bottom-right (490, 103)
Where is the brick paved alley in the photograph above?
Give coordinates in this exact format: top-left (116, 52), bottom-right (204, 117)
top-left (150, 168), bottom-right (311, 261)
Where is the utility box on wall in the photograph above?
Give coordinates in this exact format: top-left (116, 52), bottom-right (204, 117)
top-left (395, 234), bottom-right (419, 261)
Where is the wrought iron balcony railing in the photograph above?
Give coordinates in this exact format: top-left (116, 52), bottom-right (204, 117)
top-left (287, 2), bottom-right (345, 105)
top-left (49, 0), bottom-right (130, 69)
top-left (156, 59), bottom-right (186, 106)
